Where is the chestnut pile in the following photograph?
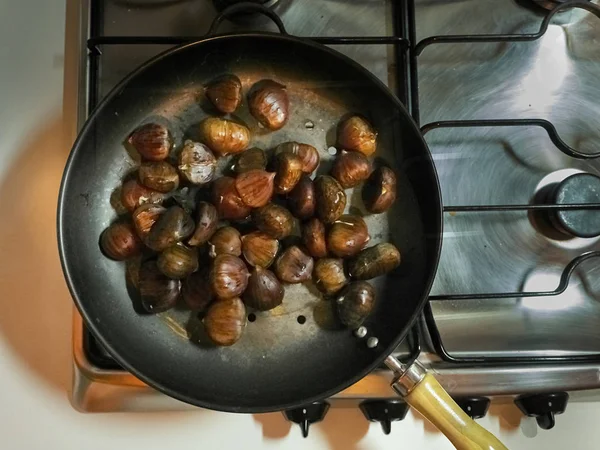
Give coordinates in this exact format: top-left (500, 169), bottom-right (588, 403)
top-left (100, 74), bottom-right (400, 347)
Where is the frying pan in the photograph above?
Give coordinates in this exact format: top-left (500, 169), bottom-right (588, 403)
top-left (58, 4), bottom-right (506, 449)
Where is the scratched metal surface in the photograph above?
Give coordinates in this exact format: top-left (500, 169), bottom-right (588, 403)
top-left (416, 0), bottom-right (600, 357)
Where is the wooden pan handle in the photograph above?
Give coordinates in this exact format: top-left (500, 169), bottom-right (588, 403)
top-left (404, 373), bottom-right (508, 450)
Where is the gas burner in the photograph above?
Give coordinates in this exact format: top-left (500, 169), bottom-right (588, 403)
top-left (212, 0), bottom-right (280, 12)
top-left (529, 0), bottom-right (591, 11)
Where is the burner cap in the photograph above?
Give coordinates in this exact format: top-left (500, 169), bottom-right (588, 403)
top-left (529, 0), bottom-right (591, 11)
top-left (549, 173), bottom-right (600, 238)
top-left (213, 0), bottom-right (278, 12)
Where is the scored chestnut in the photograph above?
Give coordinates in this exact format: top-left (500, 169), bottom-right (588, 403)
top-left (288, 175), bottom-right (315, 220)
top-left (146, 205), bottom-right (194, 252)
top-left (252, 203), bottom-right (295, 239)
top-left (243, 267), bottom-right (284, 311)
top-left (209, 254), bottom-right (250, 300)
top-left (188, 201), bottom-right (218, 247)
top-left (235, 170), bottom-right (275, 208)
top-left (212, 176), bottom-right (252, 220)
top-left (248, 80), bottom-right (289, 130)
top-left (100, 221), bottom-right (143, 261)
top-left (335, 281), bottom-right (375, 329)
top-left (208, 226), bottom-right (242, 258)
top-left (314, 175), bottom-right (347, 224)
top-left (274, 245), bottom-right (314, 284)
top-left (276, 141), bottom-right (320, 174)
top-left (139, 260), bottom-right (181, 313)
top-left (348, 243), bottom-right (401, 280)
top-left (232, 147), bottom-right (268, 174)
top-left (139, 161), bottom-right (180, 193)
top-left (274, 152), bottom-right (303, 194)
top-left (157, 243), bottom-right (199, 279)
top-left (337, 115), bottom-right (377, 157)
top-left (182, 269), bottom-right (214, 311)
top-left (362, 166), bottom-right (397, 214)
top-left (302, 218), bottom-right (328, 258)
top-left (313, 258), bottom-right (349, 296)
top-left (132, 203), bottom-right (166, 243)
top-left (128, 122), bottom-right (172, 161)
top-left (205, 74), bottom-right (242, 114)
top-left (177, 140), bottom-right (217, 185)
top-left (241, 231), bottom-right (279, 268)
top-left (199, 117), bottom-right (250, 156)
top-left (331, 150), bottom-right (371, 189)
top-left (121, 179), bottom-right (164, 212)
top-left (327, 214), bottom-right (370, 258)
top-left (204, 297), bottom-right (246, 346)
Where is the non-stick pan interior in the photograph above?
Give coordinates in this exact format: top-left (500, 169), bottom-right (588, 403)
top-left (58, 34), bottom-right (442, 412)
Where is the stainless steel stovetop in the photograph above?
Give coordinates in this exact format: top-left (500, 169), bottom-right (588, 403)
top-left (70, 0), bottom-right (600, 427)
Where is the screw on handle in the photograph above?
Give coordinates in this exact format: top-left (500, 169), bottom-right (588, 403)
top-left (207, 2), bottom-right (288, 36)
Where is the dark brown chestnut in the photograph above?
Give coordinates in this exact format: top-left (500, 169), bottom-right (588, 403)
top-left (212, 176), bottom-right (252, 220)
top-left (331, 150), bottom-right (371, 189)
top-left (302, 218), bottom-right (328, 258)
top-left (241, 231), bottom-right (279, 268)
top-left (128, 123), bottom-right (172, 161)
top-left (100, 221), bottom-right (143, 261)
top-left (132, 203), bottom-right (166, 243)
top-left (314, 175), bottom-right (347, 224)
top-left (199, 117), bottom-right (250, 156)
top-left (337, 115), bottom-right (377, 156)
top-left (157, 243), bottom-right (199, 279)
top-left (327, 214), bottom-right (370, 257)
top-left (274, 152), bottom-right (303, 194)
top-left (276, 141), bottom-right (320, 174)
top-left (248, 80), bottom-right (289, 130)
top-left (313, 258), bottom-right (349, 296)
top-left (235, 170), bottom-right (275, 208)
top-left (252, 203), bottom-right (294, 239)
top-left (274, 245), bottom-right (314, 284)
top-left (182, 269), bottom-right (213, 311)
top-left (139, 161), bottom-right (180, 193)
top-left (362, 166), bottom-right (397, 214)
top-left (139, 260), bottom-right (181, 313)
top-left (146, 205), bottom-right (194, 252)
top-left (204, 297), bottom-right (246, 346)
top-left (335, 281), bottom-right (375, 328)
top-left (205, 74), bottom-right (242, 114)
top-left (121, 179), bottom-right (164, 212)
top-left (348, 243), bottom-right (401, 280)
top-left (210, 254), bottom-right (250, 300)
top-left (287, 175), bottom-right (315, 220)
top-left (178, 140), bottom-right (217, 185)
top-left (232, 147), bottom-right (268, 174)
top-left (208, 227), bottom-right (242, 258)
top-left (187, 201), bottom-right (218, 247)
top-left (243, 267), bottom-right (284, 311)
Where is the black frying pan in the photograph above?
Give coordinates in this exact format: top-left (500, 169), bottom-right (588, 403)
top-left (58, 4), bottom-right (505, 449)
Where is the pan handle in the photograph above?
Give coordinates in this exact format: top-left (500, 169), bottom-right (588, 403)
top-left (207, 2), bottom-right (288, 36)
top-left (386, 357), bottom-right (508, 450)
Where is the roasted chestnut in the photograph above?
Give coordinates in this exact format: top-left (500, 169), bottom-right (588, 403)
top-left (313, 258), bottom-right (349, 296)
top-left (204, 297), bottom-right (246, 346)
top-left (362, 166), bottom-right (397, 214)
top-left (100, 221), bottom-right (142, 261)
top-left (274, 151), bottom-right (303, 194)
top-left (232, 147), bottom-right (268, 174)
top-left (276, 141), bottom-right (320, 174)
top-left (157, 243), bottom-right (199, 279)
top-left (210, 254), bottom-right (250, 299)
top-left (212, 176), bottom-right (252, 220)
top-left (121, 179), bottom-right (164, 212)
top-left (287, 175), bottom-right (315, 220)
top-left (235, 170), bottom-right (275, 207)
top-left (337, 115), bottom-right (377, 156)
top-left (177, 140), bottom-right (217, 185)
top-left (252, 203), bottom-right (294, 239)
top-left (248, 80), bottom-right (289, 130)
top-left (208, 226), bottom-right (242, 258)
top-left (241, 231), bottom-right (279, 268)
top-left (302, 218), bottom-right (327, 258)
top-left (182, 269), bottom-right (213, 311)
top-left (243, 267), bottom-right (284, 311)
top-left (314, 175), bottom-right (347, 224)
top-left (132, 203), bottom-right (166, 242)
top-left (146, 205), bottom-right (194, 252)
top-left (139, 161), bottom-right (180, 193)
top-left (335, 281), bottom-right (375, 328)
top-left (327, 214), bottom-right (370, 257)
top-left (199, 117), bottom-right (250, 156)
top-left (331, 150), bottom-right (371, 189)
top-left (139, 260), bottom-right (181, 313)
top-left (128, 122), bottom-right (172, 161)
top-left (187, 201), bottom-right (218, 246)
top-left (348, 243), bottom-right (401, 280)
top-left (274, 245), bottom-right (314, 284)
top-left (205, 74), bottom-right (242, 114)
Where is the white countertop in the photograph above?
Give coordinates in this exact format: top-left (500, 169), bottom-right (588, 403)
top-left (2, 1), bottom-right (600, 448)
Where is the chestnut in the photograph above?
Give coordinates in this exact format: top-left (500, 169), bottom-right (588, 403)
top-left (177, 140), bottom-right (217, 185)
top-left (132, 203), bottom-right (166, 243)
top-left (348, 243), bottom-right (401, 280)
top-left (362, 166), bottom-right (397, 214)
top-left (287, 175), bottom-right (315, 220)
top-left (313, 258), bottom-right (349, 296)
top-left (182, 269), bottom-right (213, 311)
top-left (139, 260), bottom-right (181, 313)
top-left (276, 141), bottom-right (320, 174)
top-left (243, 267), bottom-right (284, 311)
top-left (337, 115), bottom-right (377, 156)
top-left (128, 122), bottom-right (172, 161)
top-left (146, 205), bottom-right (194, 252)
top-left (187, 201), bottom-right (218, 247)
top-left (205, 74), bottom-right (242, 114)
top-left (210, 254), bottom-right (250, 300)
top-left (121, 179), bottom-right (164, 212)
top-left (100, 221), bottom-right (143, 261)
top-left (302, 218), bottom-right (327, 258)
top-left (232, 147), bottom-right (268, 174)
top-left (241, 231), bottom-right (279, 268)
top-left (274, 245), bottom-right (313, 284)
top-left (331, 150), bottom-right (371, 189)
top-left (212, 176), bottom-right (252, 220)
top-left (139, 161), bottom-right (180, 193)
top-left (199, 117), bottom-right (250, 156)
top-left (157, 243), bottom-right (199, 279)
top-left (327, 214), bottom-right (370, 257)
top-left (335, 281), bottom-right (375, 329)
top-left (314, 175), bottom-right (346, 223)
top-left (274, 151), bottom-right (303, 194)
top-left (208, 227), bottom-right (242, 258)
top-left (235, 170), bottom-right (275, 208)
top-left (204, 297), bottom-right (246, 346)
top-left (248, 80), bottom-right (289, 130)
top-left (252, 203), bottom-right (294, 239)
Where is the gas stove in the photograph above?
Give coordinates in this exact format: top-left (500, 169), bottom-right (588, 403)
top-left (69, 0), bottom-right (600, 436)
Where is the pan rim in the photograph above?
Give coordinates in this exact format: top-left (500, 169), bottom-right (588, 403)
top-left (57, 31), bottom-right (443, 413)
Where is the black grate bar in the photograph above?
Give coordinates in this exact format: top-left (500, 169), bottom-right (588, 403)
top-left (444, 203), bottom-right (600, 213)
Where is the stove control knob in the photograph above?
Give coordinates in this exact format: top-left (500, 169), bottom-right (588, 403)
top-left (515, 392), bottom-right (569, 430)
top-left (454, 397), bottom-right (491, 420)
top-left (359, 400), bottom-right (409, 435)
top-left (283, 401), bottom-right (330, 438)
